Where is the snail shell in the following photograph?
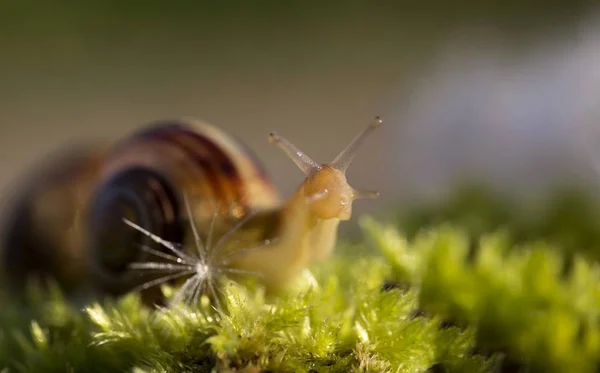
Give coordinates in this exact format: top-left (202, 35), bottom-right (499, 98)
top-left (0, 116), bottom-right (382, 305)
top-left (0, 118), bottom-right (280, 301)
top-left (0, 142), bottom-right (107, 296)
top-left (87, 119), bottom-right (281, 299)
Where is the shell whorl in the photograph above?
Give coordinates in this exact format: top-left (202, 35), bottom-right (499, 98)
top-left (0, 143), bottom-right (108, 295)
top-left (86, 118), bottom-right (281, 297)
top-left (0, 118), bottom-right (282, 302)
top-left (103, 120), bottom-right (279, 218)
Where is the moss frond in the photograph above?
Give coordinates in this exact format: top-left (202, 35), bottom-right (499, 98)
top-left (5, 186), bottom-right (600, 372)
top-left (363, 216), bottom-right (600, 373)
top-left (0, 238), bottom-right (489, 373)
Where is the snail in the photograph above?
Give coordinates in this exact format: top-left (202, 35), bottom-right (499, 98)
top-left (0, 116), bottom-right (382, 306)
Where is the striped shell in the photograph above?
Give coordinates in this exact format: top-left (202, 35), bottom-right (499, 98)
top-left (0, 118), bottom-right (281, 302)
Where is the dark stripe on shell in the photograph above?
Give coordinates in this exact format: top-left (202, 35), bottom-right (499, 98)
top-left (115, 121), bottom-right (248, 218)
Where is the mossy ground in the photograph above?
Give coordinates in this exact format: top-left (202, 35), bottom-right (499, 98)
top-left (2, 186), bottom-right (600, 373)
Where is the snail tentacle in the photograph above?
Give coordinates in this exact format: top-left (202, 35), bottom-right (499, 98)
top-left (330, 116), bottom-right (383, 172)
top-left (268, 132), bottom-right (321, 176)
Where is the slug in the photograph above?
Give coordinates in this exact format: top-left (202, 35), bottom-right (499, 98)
top-left (0, 117), bottom-right (382, 306)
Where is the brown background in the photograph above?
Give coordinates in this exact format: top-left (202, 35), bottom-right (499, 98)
top-left (1, 1), bottom-right (600, 234)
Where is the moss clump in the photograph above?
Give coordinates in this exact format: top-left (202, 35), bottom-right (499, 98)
top-left (0, 246), bottom-right (489, 373)
top-left (363, 217), bottom-right (600, 373)
top-left (4, 186), bottom-right (600, 372)
top-left (398, 185), bottom-right (600, 264)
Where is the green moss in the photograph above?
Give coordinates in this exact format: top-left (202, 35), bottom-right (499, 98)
top-left (398, 185), bottom-right (600, 264)
top-left (0, 247), bottom-right (489, 372)
top-left (4, 186), bottom-right (600, 372)
top-left (363, 217), bottom-right (600, 373)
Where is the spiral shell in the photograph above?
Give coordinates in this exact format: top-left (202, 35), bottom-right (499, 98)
top-left (1, 115), bottom-right (383, 306)
top-left (0, 118), bottom-right (281, 301)
top-left (87, 119), bottom-right (281, 298)
top-left (0, 142), bottom-right (108, 296)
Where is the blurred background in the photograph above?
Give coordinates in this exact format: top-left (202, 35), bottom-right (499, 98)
top-left (2, 0), bottom-right (600, 233)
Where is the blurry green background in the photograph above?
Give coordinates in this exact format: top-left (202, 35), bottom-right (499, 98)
top-left (2, 0), bottom-right (600, 227)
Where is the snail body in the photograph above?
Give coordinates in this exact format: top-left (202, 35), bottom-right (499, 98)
top-left (0, 117), bottom-right (382, 304)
